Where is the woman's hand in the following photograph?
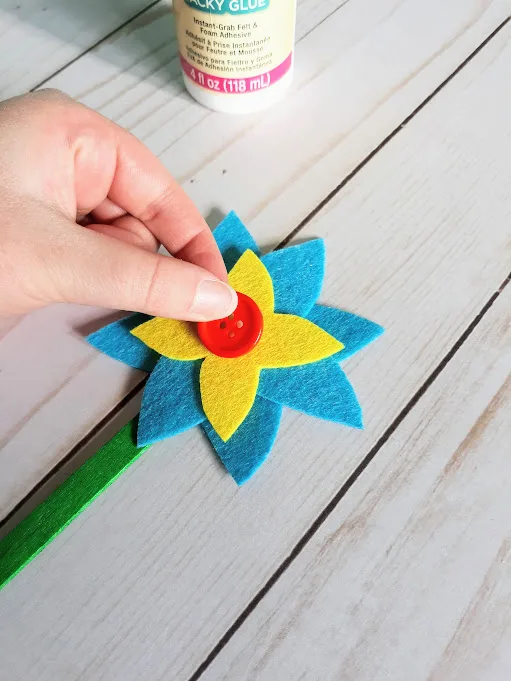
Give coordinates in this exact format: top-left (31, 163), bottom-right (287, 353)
top-left (0, 90), bottom-right (237, 319)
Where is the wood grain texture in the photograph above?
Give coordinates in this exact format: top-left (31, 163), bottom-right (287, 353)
top-left (0, 0), bottom-right (509, 519)
top-left (200, 285), bottom-right (511, 681)
top-left (0, 20), bottom-right (510, 681)
top-left (0, 0), bottom-right (155, 98)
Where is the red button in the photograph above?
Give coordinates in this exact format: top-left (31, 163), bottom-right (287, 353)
top-left (197, 292), bottom-right (264, 358)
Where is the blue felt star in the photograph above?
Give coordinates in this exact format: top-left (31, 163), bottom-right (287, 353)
top-left (87, 211), bottom-right (383, 484)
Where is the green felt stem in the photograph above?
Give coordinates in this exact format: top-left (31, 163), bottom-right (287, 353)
top-left (0, 420), bottom-right (148, 591)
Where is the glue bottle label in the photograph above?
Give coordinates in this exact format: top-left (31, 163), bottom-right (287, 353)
top-left (174, 0), bottom-right (296, 96)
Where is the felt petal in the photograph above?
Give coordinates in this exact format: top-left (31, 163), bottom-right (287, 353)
top-left (200, 355), bottom-right (260, 441)
top-left (261, 240), bottom-right (325, 316)
top-left (131, 317), bottom-right (208, 361)
top-left (307, 305), bottom-right (384, 361)
top-left (228, 250), bottom-right (274, 315)
top-left (213, 211), bottom-right (261, 272)
top-left (87, 313), bottom-right (158, 372)
top-left (258, 360), bottom-right (363, 428)
top-left (253, 313), bottom-right (343, 368)
top-left (137, 357), bottom-right (205, 446)
top-left (202, 396), bottom-right (282, 485)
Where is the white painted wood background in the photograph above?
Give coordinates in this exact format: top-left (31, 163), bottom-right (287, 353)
top-left (0, 1), bottom-right (510, 680)
top-left (201, 268), bottom-right (511, 681)
top-left (0, 0), bottom-right (509, 518)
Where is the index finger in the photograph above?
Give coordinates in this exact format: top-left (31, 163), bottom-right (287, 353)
top-left (93, 107), bottom-right (228, 281)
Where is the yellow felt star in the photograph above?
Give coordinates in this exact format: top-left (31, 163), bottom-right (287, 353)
top-left (131, 250), bottom-right (343, 442)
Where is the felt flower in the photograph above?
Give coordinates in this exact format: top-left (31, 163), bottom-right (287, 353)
top-left (87, 212), bottom-right (383, 484)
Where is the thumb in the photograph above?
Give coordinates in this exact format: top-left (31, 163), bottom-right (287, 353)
top-left (47, 223), bottom-right (238, 321)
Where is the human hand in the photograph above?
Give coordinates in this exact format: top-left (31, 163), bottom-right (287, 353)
top-left (0, 90), bottom-right (237, 320)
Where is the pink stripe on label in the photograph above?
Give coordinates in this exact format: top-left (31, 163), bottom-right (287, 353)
top-left (180, 53), bottom-right (293, 95)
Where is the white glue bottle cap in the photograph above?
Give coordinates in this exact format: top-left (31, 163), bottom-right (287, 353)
top-left (174, 0), bottom-right (297, 114)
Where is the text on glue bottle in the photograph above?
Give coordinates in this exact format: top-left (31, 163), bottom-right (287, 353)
top-left (174, 0), bottom-right (297, 113)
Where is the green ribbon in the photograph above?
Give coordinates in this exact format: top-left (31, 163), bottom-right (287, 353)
top-left (0, 420), bottom-right (148, 590)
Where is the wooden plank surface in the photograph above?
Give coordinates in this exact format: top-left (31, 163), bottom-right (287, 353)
top-left (0, 19), bottom-right (510, 681)
top-left (0, 0), bottom-right (509, 519)
top-left (200, 282), bottom-right (511, 681)
top-left (0, 0), bottom-right (155, 98)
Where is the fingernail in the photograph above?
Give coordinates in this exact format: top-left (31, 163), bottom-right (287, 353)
top-left (191, 280), bottom-right (237, 320)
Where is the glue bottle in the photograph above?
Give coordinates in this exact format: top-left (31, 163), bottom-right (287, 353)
top-left (174, 0), bottom-right (297, 114)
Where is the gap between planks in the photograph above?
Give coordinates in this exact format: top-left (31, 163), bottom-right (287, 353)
top-left (28, 0), bottom-right (162, 94)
